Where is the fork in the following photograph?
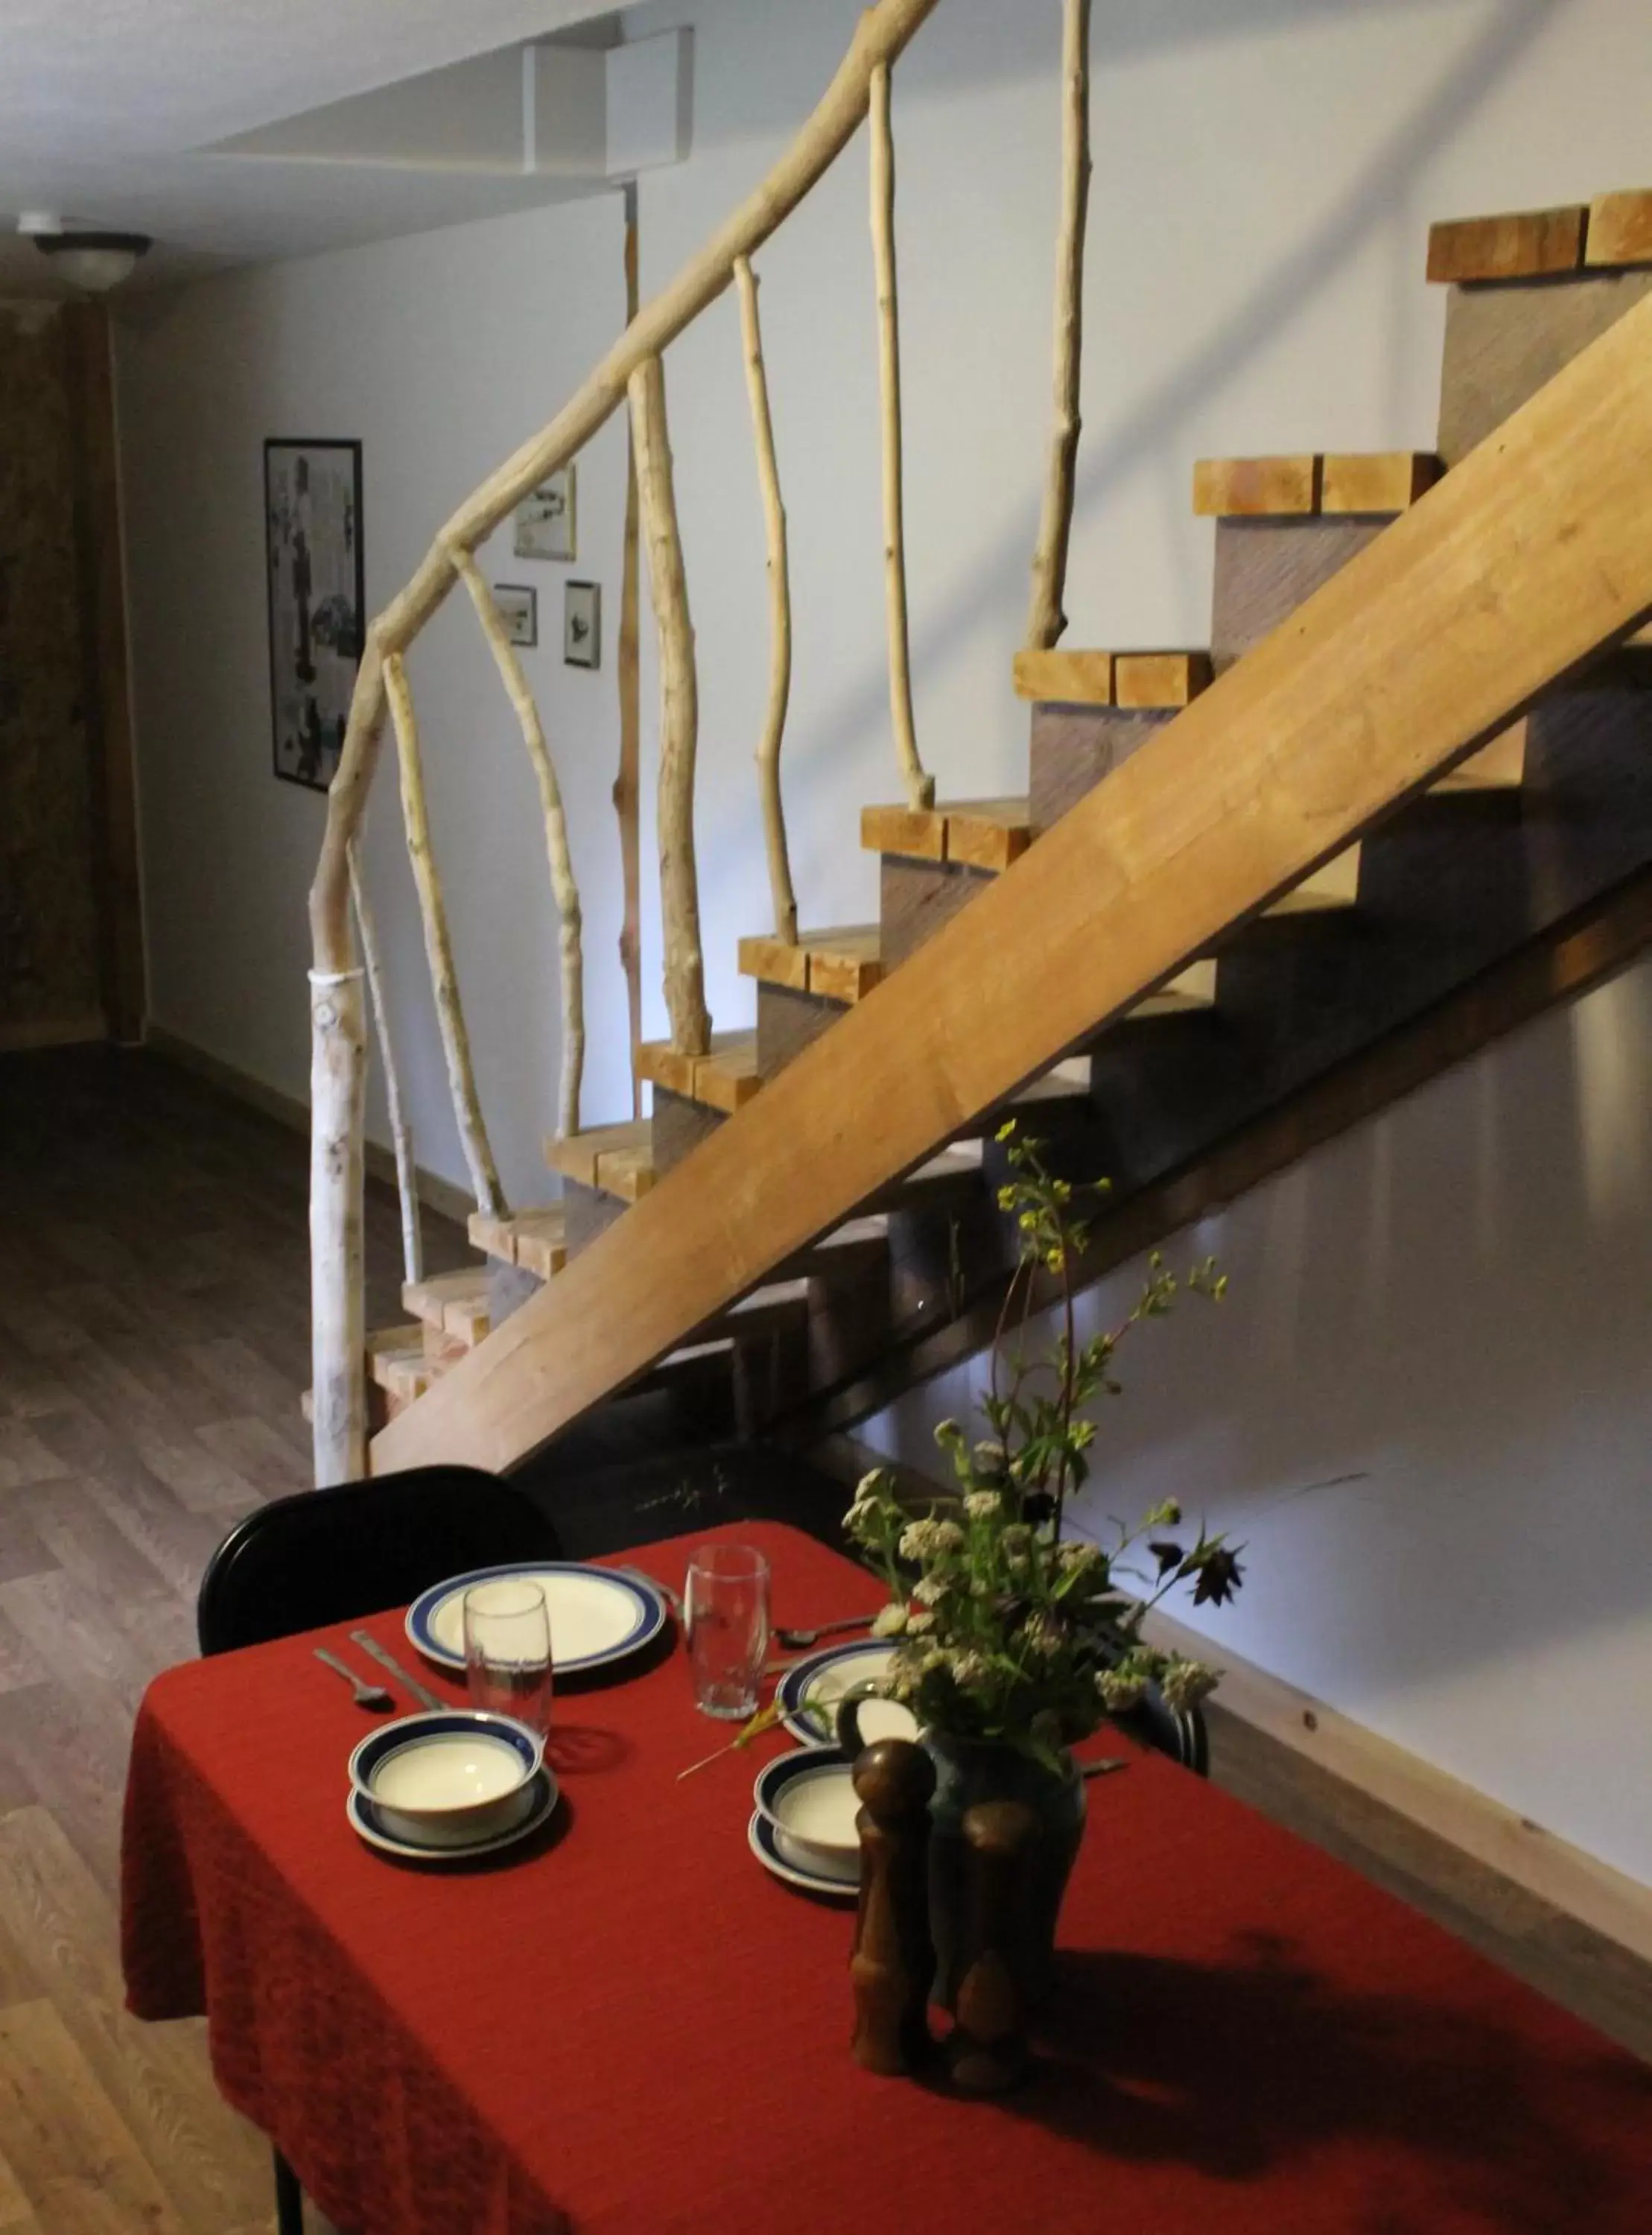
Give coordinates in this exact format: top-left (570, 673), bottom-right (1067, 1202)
top-left (313, 1647), bottom-right (393, 1712)
top-left (774, 1613), bottom-right (880, 1650)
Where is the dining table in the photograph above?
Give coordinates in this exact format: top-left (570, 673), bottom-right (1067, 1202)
top-left (121, 1518), bottom-right (1652, 2235)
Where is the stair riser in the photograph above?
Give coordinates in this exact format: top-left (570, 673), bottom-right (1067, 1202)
top-left (652, 1086), bottom-right (725, 1176)
top-left (488, 1261), bottom-right (544, 1331)
top-left (1439, 267), bottom-right (1652, 467)
top-left (1029, 705), bottom-right (1174, 836)
top-left (880, 855), bottom-right (995, 971)
top-left (756, 981), bottom-right (847, 1080)
top-left (564, 1179), bottom-right (628, 1262)
top-left (1212, 519), bottom-right (1384, 673)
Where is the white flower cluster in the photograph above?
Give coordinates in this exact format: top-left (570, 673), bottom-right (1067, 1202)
top-left (964, 1489), bottom-right (1003, 1521)
top-left (870, 1602), bottom-right (909, 1639)
top-left (898, 1516), bottom-right (965, 1562)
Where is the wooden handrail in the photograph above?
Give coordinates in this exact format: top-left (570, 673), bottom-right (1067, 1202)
top-left (305, 0), bottom-right (946, 1480)
top-left (736, 254), bottom-right (799, 948)
top-left (631, 353), bottom-right (712, 1059)
top-left (1026, 0), bottom-right (1092, 651)
top-left (454, 550), bottom-right (586, 1141)
top-left (371, 289), bottom-right (1652, 1476)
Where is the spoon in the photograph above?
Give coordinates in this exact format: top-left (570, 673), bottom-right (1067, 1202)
top-left (774, 1613), bottom-right (880, 1650)
top-left (314, 1647), bottom-right (393, 1712)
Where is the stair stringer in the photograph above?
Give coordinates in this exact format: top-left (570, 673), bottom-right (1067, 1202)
top-left (371, 291), bottom-right (1652, 1479)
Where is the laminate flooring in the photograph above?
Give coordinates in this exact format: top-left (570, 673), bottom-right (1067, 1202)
top-left (0, 1042), bottom-right (1644, 2235)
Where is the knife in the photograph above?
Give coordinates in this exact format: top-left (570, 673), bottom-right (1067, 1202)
top-left (349, 1628), bottom-right (445, 1712)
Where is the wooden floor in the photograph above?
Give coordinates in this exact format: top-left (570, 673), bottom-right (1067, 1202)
top-left (0, 1044), bottom-right (1643, 2235)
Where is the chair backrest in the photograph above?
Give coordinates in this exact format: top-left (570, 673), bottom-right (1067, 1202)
top-left (1119, 1687), bottom-right (1210, 1778)
top-left (197, 1466), bottom-right (561, 1655)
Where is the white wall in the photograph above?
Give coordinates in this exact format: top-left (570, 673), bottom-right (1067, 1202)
top-left (116, 0), bottom-right (1652, 1880)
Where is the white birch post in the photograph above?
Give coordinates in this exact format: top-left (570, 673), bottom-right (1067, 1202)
top-left (734, 255), bottom-right (799, 948)
top-left (629, 353), bottom-right (712, 1059)
top-left (870, 60), bottom-right (934, 814)
top-left (453, 548), bottom-right (587, 1141)
top-left (1026, 0), bottom-right (1092, 651)
top-left (309, 965), bottom-right (366, 1486)
top-left (347, 840), bottom-right (422, 1286)
top-left (382, 650), bottom-right (508, 1217)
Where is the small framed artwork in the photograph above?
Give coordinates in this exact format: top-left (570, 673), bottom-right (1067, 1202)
top-left (494, 583), bottom-right (537, 649)
top-left (264, 437), bottom-right (363, 791)
top-left (514, 466), bottom-right (576, 562)
top-left (565, 580), bottom-right (601, 670)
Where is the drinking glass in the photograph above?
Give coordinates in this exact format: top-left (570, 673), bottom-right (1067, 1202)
top-left (684, 1544), bottom-right (771, 1720)
top-left (463, 1578), bottom-right (554, 1737)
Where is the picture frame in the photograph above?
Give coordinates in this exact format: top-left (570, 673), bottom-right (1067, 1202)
top-left (514, 465), bottom-right (577, 562)
top-left (264, 438), bottom-right (363, 793)
top-left (565, 580), bottom-right (601, 670)
top-left (494, 583), bottom-right (538, 649)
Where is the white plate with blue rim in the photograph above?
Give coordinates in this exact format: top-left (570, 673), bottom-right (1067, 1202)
top-left (348, 1768), bottom-right (560, 1863)
top-left (405, 1562), bottom-right (669, 1677)
top-left (748, 1810), bottom-right (860, 1901)
top-left (775, 1640), bottom-right (918, 1749)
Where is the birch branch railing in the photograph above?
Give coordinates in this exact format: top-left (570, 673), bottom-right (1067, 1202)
top-left (348, 839), bottom-right (422, 1286)
top-left (1027, 0), bottom-right (1093, 651)
top-left (735, 255), bottom-right (798, 947)
top-left (305, 0), bottom-right (962, 1485)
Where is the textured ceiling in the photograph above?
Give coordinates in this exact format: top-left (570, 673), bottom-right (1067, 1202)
top-left (0, 0), bottom-right (629, 290)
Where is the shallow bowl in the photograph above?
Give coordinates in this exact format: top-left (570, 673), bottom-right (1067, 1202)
top-left (348, 1711), bottom-right (544, 1851)
top-left (752, 1749), bottom-right (862, 1884)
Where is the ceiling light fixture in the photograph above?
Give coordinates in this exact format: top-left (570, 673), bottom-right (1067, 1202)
top-left (31, 229), bottom-right (152, 294)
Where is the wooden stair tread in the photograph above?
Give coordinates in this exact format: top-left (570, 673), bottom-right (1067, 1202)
top-left (861, 797), bottom-right (1034, 873)
top-left (739, 924), bottom-right (884, 1004)
top-left (546, 1121), bottom-right (657, 1202)
top-left (469, 1206), bottom-right (570, 1281)
top-left (638, 1030), bottom-right (762, 1115)
top-left (1013, 649), bottom-right (1212, 708)
top-left (1430, 720), bottom-right (1527, 793)
top-left (1123, 959), bottom-right (1219, 1021)
top-left (402, 1270), bottom-right (492, 1347)
top-left (1194, 453), bottom-right (1441, 519)
top-left (1426, 203), bottom-right (1586, 285)
top-left (1264, 846), bottom-right (1362, 916)
top-left (1586, 191), bottom-right (1652, 273)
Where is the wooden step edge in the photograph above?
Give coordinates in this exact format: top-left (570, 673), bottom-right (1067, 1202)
top-left (1429, 720), bottom-right (1527, 795)
top-left (1015, 650), bottom-right (1213, 711)
top-left (545, 1120), bottom-right (653, 1192)
top-left (1261, 844), bottom-right (1362, 918)
top-left (1426, 202), bottom-right (1586, 285)
top-left (739, 925), bottom-right (884, 1004)
top-left (1121, 957), bottom-right (1219, 1021)
top-left (402, 1270), bottom-right (492, 1347)
top-left (638, 1030), bottom-right (762, 1116)
top-left (1195, 453), bottom-right (1440, 519)
top-left (367, 1325), bottom-right (427, 1390)
top-left (861, 799), bottom-right (1033, 874)
top-left (1586, 190), bottom-right (1652, 273)
top-left (1012, 647), bottom-right (1116, 706)
top-left (468, 1207), bottom-right (570, 1279)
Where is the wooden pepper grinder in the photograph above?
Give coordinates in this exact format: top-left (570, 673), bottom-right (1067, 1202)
top-left (947, 1799), bottom-right (1038, 2096)
top-left (848, 1737), bottom-right (937, 2076)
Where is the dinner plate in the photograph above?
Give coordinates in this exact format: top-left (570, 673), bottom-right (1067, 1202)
top-left (348, 1767), bottom-right (560, 1862)
top-left (405, 1562), bottom-right (669, 1676)
top-left (747, 1811), bottom-right (860, 1902)
top-left (775, 1639), bottom-right (918, 1748)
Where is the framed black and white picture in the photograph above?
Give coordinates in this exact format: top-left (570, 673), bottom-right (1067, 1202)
top-left (514, 466), bottom-right (576, 562)
top-left (565, 580), bottom-right (601, 669)
top-left (495, 584), bottom-right (538, 648)
top-left (264, 438), bottom-right (363, 792)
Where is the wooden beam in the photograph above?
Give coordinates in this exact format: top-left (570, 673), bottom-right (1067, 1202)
top-left (373, 287), bottom-right (1652, 1476)
top-left (1426, 204), bottom-right (1586, 285)
top-left (1586, 189), bottom-right (1652, 272)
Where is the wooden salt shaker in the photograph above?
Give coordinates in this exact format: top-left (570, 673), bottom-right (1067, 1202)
top-left (947, 1799), bottom-right (1038, 2096)
top-left (848, 1737), bottom-right (937, 2076)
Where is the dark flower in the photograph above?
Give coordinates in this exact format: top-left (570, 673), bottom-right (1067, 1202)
top-left (1148, 1540), bottom-right (1184, 1577)
top-left (1020, 1490), bottom-right (1057, 1527)
top-left (1192, 1544), bottom-right (1245, 1607)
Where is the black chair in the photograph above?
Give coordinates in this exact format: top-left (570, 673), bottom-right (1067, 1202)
top-left (1119, 1683), bottom-right (1210, 1778)
top-left (197, 1464), bottom-right (560, 1655)
top-left (195, 1464), bottom-right (561, 2234)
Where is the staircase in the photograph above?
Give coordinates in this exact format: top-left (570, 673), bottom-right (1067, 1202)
top-left (357, 194), bottom-right (1652, 1478)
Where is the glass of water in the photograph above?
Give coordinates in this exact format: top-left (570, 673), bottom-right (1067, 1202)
top-left (463, 1578), bottom-right (554, 1737)
top-left (684, 1544), bottom-right (771, 1720)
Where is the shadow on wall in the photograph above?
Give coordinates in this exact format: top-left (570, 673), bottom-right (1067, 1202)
top-left (781, 0), bottom-right (1558, 798)
top-left (1042, 957), bottom-right (1652, 1702)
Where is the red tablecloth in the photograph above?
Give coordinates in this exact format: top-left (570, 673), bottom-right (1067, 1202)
top-left (123, 1521), bottom-right (1652, 2235)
